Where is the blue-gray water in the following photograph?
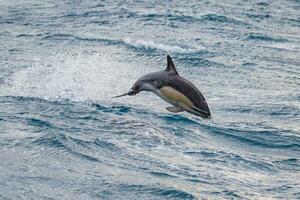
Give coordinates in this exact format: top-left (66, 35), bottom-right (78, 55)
top-left (1, 0), bottom-right (300, 199)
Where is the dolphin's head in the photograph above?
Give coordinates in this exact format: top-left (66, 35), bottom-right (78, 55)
top-left (112, 74), bottom-right (162, 98)
top-left (127, 80), bottom-right (142, 96)
top-left (112, 54), bottom-right (176, 98)
top-left (112, 82), bottom-right (140, 98)
top-left (129, 75), bottom-right (160, 94)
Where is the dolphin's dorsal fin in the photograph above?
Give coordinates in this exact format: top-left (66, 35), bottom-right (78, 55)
top-left (166, 55), bottom-right (178, 75)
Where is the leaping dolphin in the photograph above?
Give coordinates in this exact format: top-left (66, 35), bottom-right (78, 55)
top-left (113, 55), bottom-right (211, 119)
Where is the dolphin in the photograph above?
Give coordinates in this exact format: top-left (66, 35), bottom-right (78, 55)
top-left (113, 55), bottom-right (211, 119)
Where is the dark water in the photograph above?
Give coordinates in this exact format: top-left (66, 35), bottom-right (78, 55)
top-left (1, 0), bottom-right (300, 199)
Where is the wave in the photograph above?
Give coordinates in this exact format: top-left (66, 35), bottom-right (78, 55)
top-left (39, 32), bottom-right (203, 54)
top-left (223, 104), bottom-right (300, 118)
top-left (138, 12), bottom-right (249, 26)
top-left (119, 184), bottom-right (195, 199)
top-left (123, 38), bottom-right (202, 53)
top-left (184, 148), bottom-right (276, 172)
top-left (245, 33), bottom-right (288, 42)
top-left (1, 95), bottom-right (298, 199)
top-left (2, 93), bottom-right (299, 152)
top-left (200, 14), bottom-right (249, 26)
top-left (201, 123), bottom-right (300, 151)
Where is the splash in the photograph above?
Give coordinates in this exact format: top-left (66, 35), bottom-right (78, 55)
top-left (0, 50), bottom-right (139, 102)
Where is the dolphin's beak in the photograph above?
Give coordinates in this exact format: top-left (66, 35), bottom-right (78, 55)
top-left (111, 93), bottom-right (129, 98)
top-left (112, 90), bottom-right (135, 98)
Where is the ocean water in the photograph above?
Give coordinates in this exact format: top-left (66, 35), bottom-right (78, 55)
top-left (0, 0), bottom-right (300, 199)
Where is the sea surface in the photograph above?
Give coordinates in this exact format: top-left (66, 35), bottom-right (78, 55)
top-left (0, 0), bottom-right (300, 199)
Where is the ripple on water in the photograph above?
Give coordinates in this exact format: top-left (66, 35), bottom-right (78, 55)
top-left (245, 33), bottom-right (288, 42)
top-left (119, 184), bottom-right (195, 200)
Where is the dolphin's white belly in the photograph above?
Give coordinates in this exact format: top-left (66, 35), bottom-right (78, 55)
top-left (153, 86), bottom-right (195, 110)
top-left (143, 83), bottom-right (195, 111)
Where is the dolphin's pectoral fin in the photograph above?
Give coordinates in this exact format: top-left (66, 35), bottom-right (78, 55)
top-left (166, 106), bottom-right (185, 113)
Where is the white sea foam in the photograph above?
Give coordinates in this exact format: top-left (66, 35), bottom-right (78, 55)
top-left (0, 50), bottom-right (145, 102)
top-left (123, 38), bottom-right (201, 53)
